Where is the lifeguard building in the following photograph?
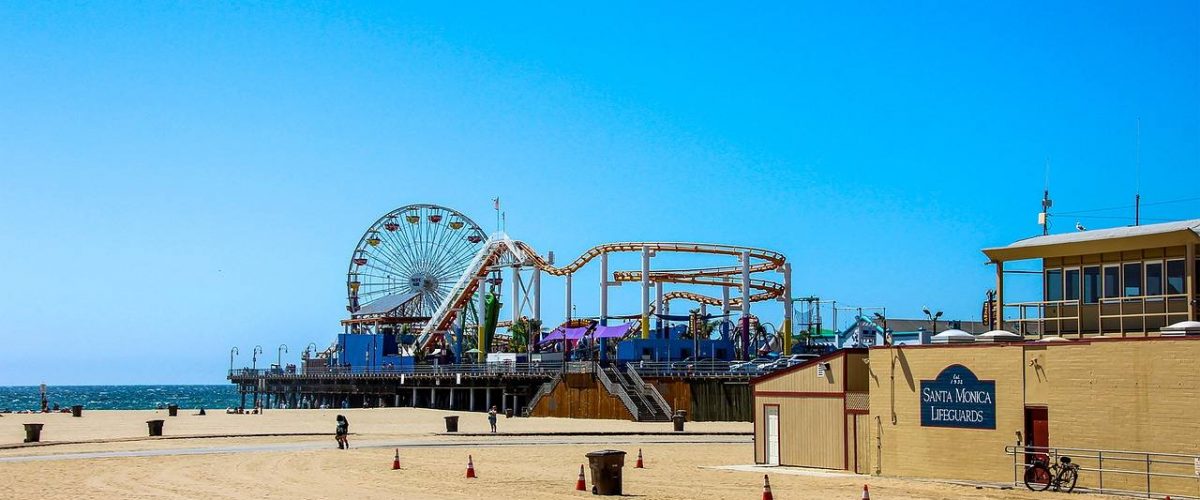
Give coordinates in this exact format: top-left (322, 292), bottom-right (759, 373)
top-left (985, 219), bottom-right (1198, 337)
top-left (752, 218), bottom-right (1200, 498)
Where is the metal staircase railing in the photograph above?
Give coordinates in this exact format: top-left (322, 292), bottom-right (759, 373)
top-left (523, 373), bottom-right (561, 417)
top-left (626, 364), bottom-right (672, 417)
top-left (596, 367), bottom-right (641, 421)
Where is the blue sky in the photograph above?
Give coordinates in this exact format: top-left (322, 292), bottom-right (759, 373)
top-left (1, 2), bottom-right (1197, 384)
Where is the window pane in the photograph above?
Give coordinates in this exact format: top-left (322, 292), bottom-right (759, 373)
top-left (1083, 266), bottom-right (1100, 304)
top-left (1065, 269), bottom-right (1080, 301)
top-left (1045, 269), bottom-right (1063, 301)
top-left (1123, 262), bottom-right (1142, 296)
top-left (1146, 262), bottom-right (1163, 295)
top-left (1166, 259), bottom-right (1185, 294)
top-left (1103, 266), bottom-right (1120, 298)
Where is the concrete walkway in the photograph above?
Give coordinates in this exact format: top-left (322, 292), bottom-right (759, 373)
top-left (0, 435), bottom-right (750, 463)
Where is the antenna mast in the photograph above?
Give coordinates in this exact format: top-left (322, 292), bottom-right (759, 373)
top-left (1135, 118), bottom-right (1141, 226)
top-left (1039, 158), bottom-right (1052, 235)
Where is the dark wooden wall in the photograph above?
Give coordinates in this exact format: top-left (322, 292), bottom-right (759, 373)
top-left (529, 375), bottom-right (634, 420)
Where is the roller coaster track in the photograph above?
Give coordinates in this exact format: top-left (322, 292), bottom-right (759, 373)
top-left (416, 239), bottom-right (786, 351)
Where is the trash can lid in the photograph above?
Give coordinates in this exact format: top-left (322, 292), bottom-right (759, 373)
top-left (585, 449), bottom-right (628, 458)
top-left (444, 415), bottom-right (459, 420)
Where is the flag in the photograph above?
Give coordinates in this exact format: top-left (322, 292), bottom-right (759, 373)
top-left (492, 197), bottom-right (500, 210)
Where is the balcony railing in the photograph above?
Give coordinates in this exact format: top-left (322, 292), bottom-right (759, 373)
top-left (1004, 292), bottom-right (1191, 337)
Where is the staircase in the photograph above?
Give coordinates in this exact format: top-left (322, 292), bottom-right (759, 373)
top-left (601, 367), bottom-right (672, 422)
top-left (522, 374), bottom-right (561, 417)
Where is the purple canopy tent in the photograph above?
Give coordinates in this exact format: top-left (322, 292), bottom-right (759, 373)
top-left (592, 322), bottom-right (633, 339)
top-left (538, 325), bottom-right (592, 345)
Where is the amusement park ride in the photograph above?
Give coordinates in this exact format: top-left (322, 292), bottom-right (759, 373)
top-left (337, 203), bottom-right (795, 364)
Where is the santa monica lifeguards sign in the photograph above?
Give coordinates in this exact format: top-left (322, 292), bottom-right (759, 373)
top-left (920, 364), bottom-right (996, 429)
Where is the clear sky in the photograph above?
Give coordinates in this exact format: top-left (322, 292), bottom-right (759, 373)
top-left (1, 2), bottom-right (1197, 384)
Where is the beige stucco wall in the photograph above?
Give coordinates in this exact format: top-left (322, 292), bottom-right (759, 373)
top-left (867, 344), bottom-right (1025, 482)
top-left (867, 338), bottom-right (1200, 491)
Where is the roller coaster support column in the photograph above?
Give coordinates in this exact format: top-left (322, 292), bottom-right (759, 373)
top-left (565, 273), bottom-right (573, 323)
top-left (641, 246), bottom-right (650, 340)
top-left (721, 286), bottom-right (730, 342)
top-left (476, 277), bottom-right (487, 363)
top-left (741, 250), bottom-right (751, 360)
top-left (456, 309), bottom-right (464, 363)
top-left (511, 266), bottom-right (520, 326)
top-left (533, 269), bottom-right (541, 323)
top-left (655, 282), bottom-right (664, 338)
top-left (782, 263), bottom-right (792, 355)
top-left (599, 253), bottom-right (608, 362)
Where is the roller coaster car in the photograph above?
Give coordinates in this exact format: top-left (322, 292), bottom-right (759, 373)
top-left (429, 214), bottom-right (443, 223)
top-left (448, 221), bottom-right (465, 230)
top-left (406, 215), bottom-right (420, 224)
top-left (353, 258), bottom-right (368, 266)
top-left (384, 222), bottom-right (399, 231)
top-left (467, 235), bottom-right (483, 244)
top-left (366, 238), bottom-right (381, 246)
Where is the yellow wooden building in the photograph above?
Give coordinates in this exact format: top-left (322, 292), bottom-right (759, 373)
top-left (751, 349), bottom-right (870, 472)
top-left (752, 219), bottom-right (1200, 497)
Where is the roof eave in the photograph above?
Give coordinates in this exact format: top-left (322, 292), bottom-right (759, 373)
top-left (983, 230), bottom-right (1200, 263)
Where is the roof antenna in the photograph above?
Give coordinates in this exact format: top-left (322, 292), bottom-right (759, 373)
top-left (1135, 118), bottom-right (1141, 226)
top-left (1039, 157), bottom-right (1052, 235)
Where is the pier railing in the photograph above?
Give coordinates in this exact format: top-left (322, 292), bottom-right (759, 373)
top-left (230, 362), bottom-right (566, 379)
top-left (1005, 445), bottom-right (1200, 499)
top-left (230, 359), bottom-right (763, 380)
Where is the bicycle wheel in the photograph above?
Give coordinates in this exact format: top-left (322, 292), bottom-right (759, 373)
top-left (1024, 463), bottom-right (1052, 491)
top-left (1057, 466), bottom-right (1079, 493)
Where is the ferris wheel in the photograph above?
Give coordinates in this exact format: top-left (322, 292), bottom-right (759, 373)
top-left (347, 204), bottom-right (488, 319)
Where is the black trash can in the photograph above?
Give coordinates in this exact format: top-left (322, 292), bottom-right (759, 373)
top-left (146, 419), bottom-right (164, 437)
top-left (167, 404), bottom-right (178, 417)
top-left (22, 423), bottom-right (43, 443)
top-left (71, 405), bottom-right (83, 417)
top-left (443, 415), bottom-right (459, 433)
top-left (586, 449), bottom-right (627, 495)
top-left (672, 410), bottom-right (691, 431)
top-left (505, 408), bottom-right (514, 418)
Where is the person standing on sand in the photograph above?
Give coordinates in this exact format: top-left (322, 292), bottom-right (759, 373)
top-left (488, 406), bottom-right (498, 433)
top-left (335, 415), bottom-right (349, 449)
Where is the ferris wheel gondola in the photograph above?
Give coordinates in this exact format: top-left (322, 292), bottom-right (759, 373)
top-left (346, 204), bottom-right (487, 320)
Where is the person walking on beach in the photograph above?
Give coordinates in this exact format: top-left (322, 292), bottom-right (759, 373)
top-left (335, 415), bottom-right (349, 449)
top-left (488, 405), bottom-right (498, 433)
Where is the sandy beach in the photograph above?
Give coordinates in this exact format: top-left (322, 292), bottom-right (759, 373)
top-left (0, 408), bottom-right (1097, 499)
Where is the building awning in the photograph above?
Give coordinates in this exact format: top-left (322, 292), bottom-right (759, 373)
top-left (982, 219), bottom-right (1200, 262)
top-left (351, 291), bottom-right (422, 318)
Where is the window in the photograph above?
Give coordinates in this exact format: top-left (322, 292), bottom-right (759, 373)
top-left (1045, 269), bottom-right (1063, 301)
top-left (1103, 265), bottom-right (1120, 299)
top-left (1083, 266), bottom-right (1100, 304)
top-left (1146, 261), bottom-right (1163, 296)
top-left (1123, 262), bottom-right (1142, 296)
top-left (1064, 268), bottom-right (1080, 301)
top-left (1166, 259), bottom-right (1185, 294)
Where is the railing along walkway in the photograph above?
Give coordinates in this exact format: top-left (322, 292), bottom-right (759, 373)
top-left (1006, 445), bottom-right (1200, 499)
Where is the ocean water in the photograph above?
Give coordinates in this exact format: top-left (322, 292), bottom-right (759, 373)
top-left (0, 385), bottom-right (239, 412)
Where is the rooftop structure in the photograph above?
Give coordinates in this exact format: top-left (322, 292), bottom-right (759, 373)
top-left (983, 218), bottom-right (1199, 338)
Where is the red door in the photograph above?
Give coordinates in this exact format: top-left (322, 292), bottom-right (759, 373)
top-left (1024, 407), bottom-right (1049, 464)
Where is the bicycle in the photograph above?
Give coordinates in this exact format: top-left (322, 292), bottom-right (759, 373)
top-left (1024, 455), bottom-right (1079, 493)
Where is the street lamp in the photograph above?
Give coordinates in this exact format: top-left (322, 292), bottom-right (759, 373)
top-left (252, 345), bottom-right (263, 370)
top-left (922, 307), bottom-right (943, 333)
top-left (278, 344), bottom-right (288, 367)
top-left (229, 347), bottom-right (239, 373)
top-left (873, 313), bottom-right (891, 346)
top-left (305, 342), bottom-right (318, 359)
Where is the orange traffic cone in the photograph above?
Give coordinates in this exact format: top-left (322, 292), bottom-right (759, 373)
top-left (761, 474), bottom-right (773, 500)
top-left (391, 448), bottom-right (400, 470)
top-left (575, 464), bottom-right (587, 491)
top-left (466, 455), bottom-right (477, 478)
top-left (862, 484), bottom-right (870, 499)
top-left (635, 448), bottom-right (644, 468)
